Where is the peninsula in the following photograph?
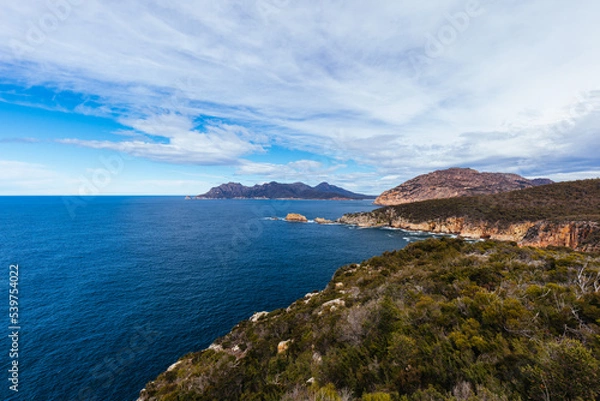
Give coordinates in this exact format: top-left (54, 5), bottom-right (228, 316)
top-left (194, 181), bottom-right (374, 200)
top-left (341, 179), bottom-right (600, 252)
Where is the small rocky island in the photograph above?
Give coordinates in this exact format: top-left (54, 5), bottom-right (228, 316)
top-left (284, 213), bottom-right (333, 224)
top-left (284, 213), bottom-right (308, 222)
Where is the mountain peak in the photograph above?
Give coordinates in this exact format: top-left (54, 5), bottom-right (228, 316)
top-left (374, 168), bottom-right (553, 206)
top-left (196, 181), bottom-right (373, 200)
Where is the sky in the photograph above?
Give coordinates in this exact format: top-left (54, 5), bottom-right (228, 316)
top-left (0, 0), bottom-right (599, 195)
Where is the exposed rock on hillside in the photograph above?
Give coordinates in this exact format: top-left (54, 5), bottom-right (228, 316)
top-left (375, 168), bottom-right (553, 205)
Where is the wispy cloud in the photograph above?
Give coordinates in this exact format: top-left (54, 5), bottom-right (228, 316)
top-left (0, 137), bottom-right (41, 143)
top-left (0, 160), bottom-right (72, 194)
top-left (1, 0), bottom-right (599, 191)
top-left (236, 159), bottom-right (342, 180)
top-left (58, 116), bottom-right (265, 165)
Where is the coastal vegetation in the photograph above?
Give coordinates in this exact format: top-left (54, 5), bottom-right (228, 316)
top-left (139, 238), bottom-right (600, 401)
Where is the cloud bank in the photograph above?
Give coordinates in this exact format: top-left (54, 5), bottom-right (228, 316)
top-left (1, 0), bottom-right (599, 191)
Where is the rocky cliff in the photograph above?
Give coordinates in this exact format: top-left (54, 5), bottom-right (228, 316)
top-left (375, 168), bottom-right (553, 206)
top-left (338, 213), bottom-right (600, 252)
top-left (522, 220), bottom-right (600, 252)
top-left (342, 179), bottom-right (600, 252)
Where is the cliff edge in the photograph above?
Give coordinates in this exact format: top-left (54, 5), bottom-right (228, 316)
top-left (342, 179), bottom-right (600, 252)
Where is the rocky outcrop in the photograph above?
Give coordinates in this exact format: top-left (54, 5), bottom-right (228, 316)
top-left (285, 213), bottom-right (308, 222)
top-left (277, 340), bottom-right (292, 354)
top-left (249, 311), bottom-right (269, 322)
top-left (314, 217), bottom-right (333, 224)
top-left (375, 168), bottom-right (552, 206)
top-left (338, 213), bottom-right (600, 252)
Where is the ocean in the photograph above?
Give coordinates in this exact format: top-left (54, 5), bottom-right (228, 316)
top-left (0, 196), bottom-right (438, 401)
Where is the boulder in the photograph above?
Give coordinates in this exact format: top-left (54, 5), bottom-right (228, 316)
top-left (249, 311), bottom-right (269, 322)
top-left (277, 340), bottom-right (292, 354)
top-left (285, 213), bottom-right (308, 222)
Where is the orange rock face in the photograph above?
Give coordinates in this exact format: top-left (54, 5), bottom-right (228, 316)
top-left (521, 221), bottom-right (600, 252)
top-left (285, 213), bottom-right (308, 222)
top-left (338, 212), bottom-right (600, 253)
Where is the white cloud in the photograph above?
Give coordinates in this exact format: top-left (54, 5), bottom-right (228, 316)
top-left (236, 159), bottom-right (342, 180)
top-left (58, 117), bottom-right (265, 165)
top-left (543, 171), bottom-right (600, 182)
top-left (1, 0), bottom-right (599, 191)
top-left (0, 160), bottom-right (73, 194)
top-left (104, 179), bottom-right (213, 195)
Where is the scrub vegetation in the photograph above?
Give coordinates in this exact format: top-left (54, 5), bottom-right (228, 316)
top-left (140, 238), bottom-right (600, 401)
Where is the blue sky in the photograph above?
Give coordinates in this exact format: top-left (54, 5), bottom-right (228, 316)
top-left (1, 0), bottom-right (599, 195)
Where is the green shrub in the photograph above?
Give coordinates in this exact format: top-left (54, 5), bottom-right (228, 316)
top-left (362, 392), bottom-right (392, 401)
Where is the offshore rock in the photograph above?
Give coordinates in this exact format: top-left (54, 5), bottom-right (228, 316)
top-left (285, 213), bottom-right (308, 222)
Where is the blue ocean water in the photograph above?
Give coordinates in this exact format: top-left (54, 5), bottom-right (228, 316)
top-left (0, 197), bottom-right (438, 401)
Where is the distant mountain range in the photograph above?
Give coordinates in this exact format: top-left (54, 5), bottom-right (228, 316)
top-left (195, 182), bottom-right (374, 200)
top-left (374, 168), bottom-right (554, 205)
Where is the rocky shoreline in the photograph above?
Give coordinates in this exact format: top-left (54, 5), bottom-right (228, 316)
top-left (275, 209), bottom-right (600, 253)
top-left (337, 212), bottom-right (600, 253)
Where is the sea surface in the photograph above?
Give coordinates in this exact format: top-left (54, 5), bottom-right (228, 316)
top-left (0, 197), bottom-right (439, 401)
